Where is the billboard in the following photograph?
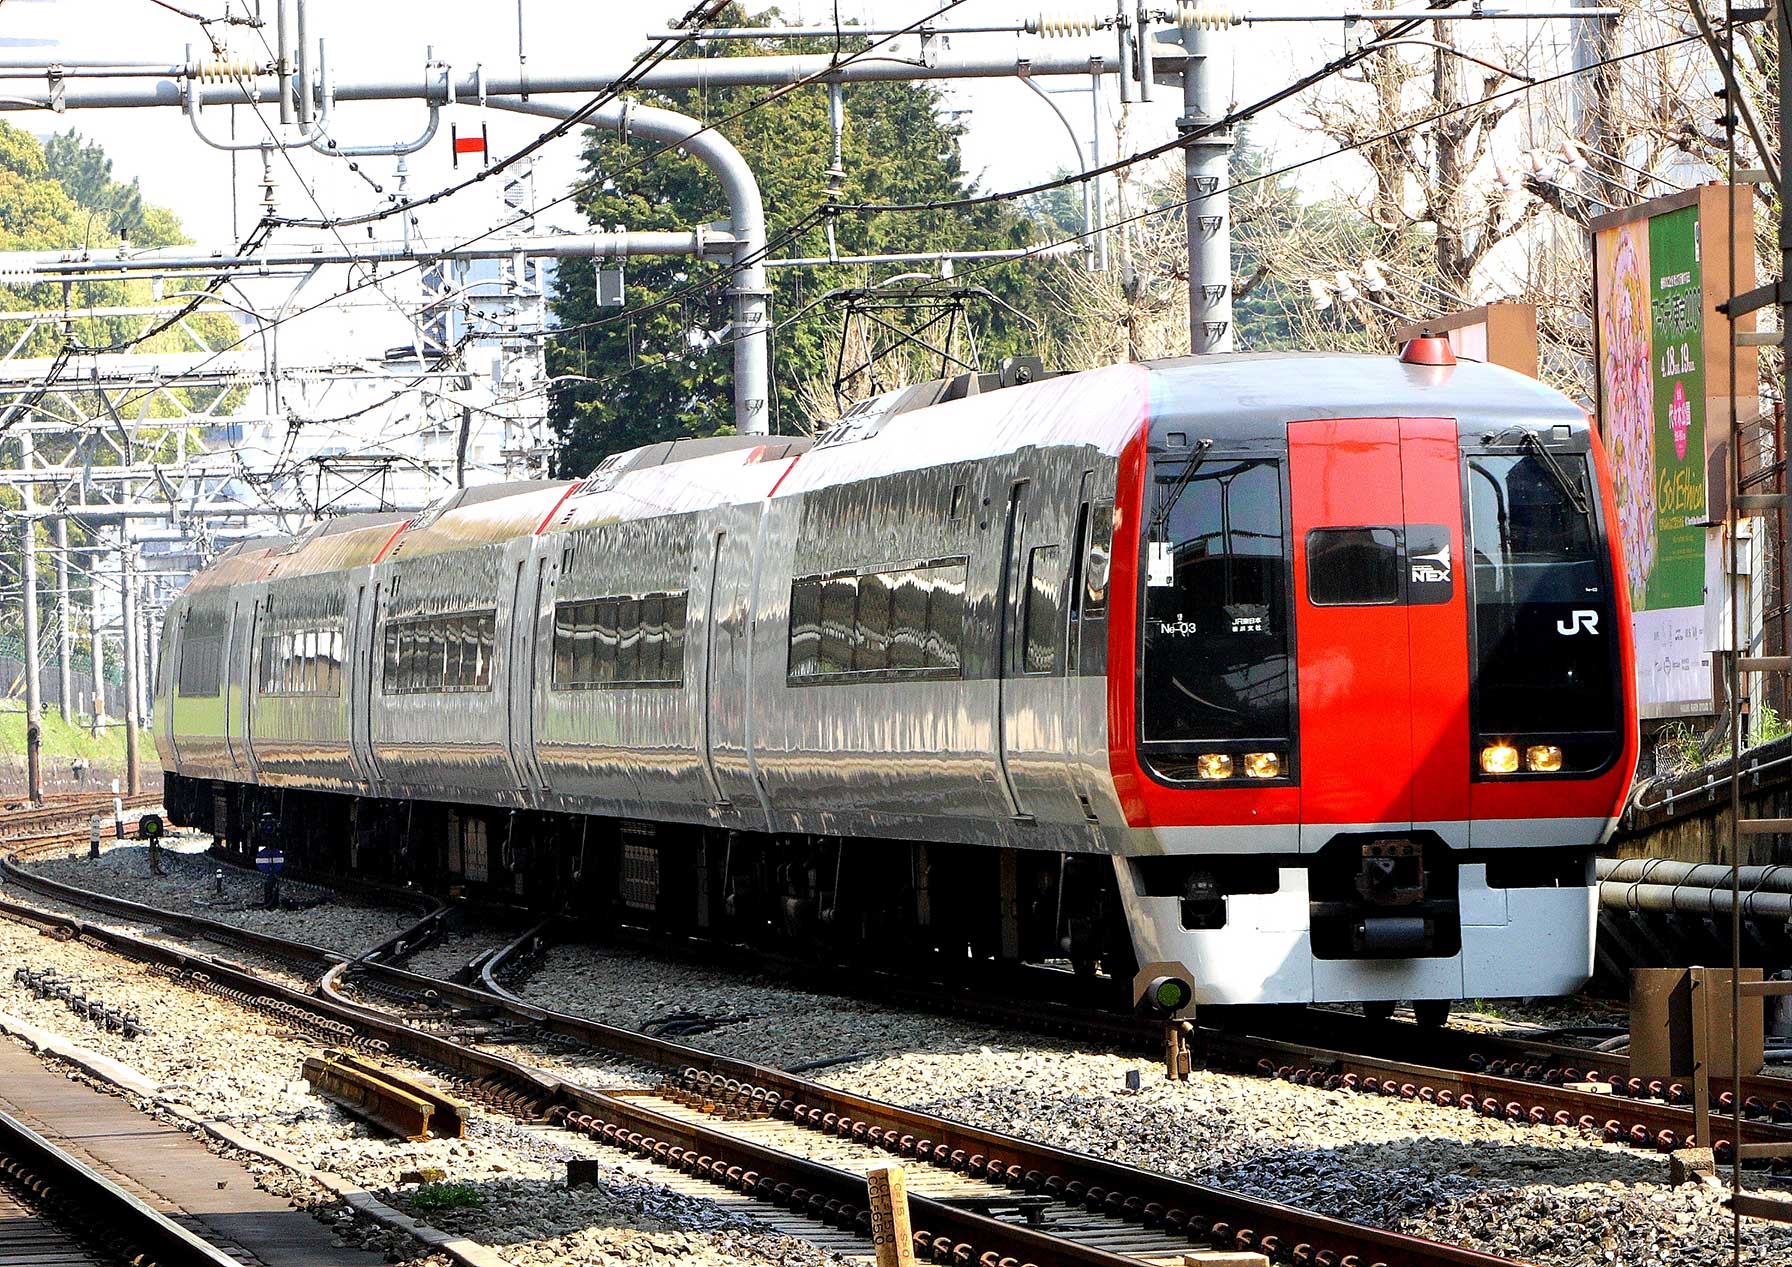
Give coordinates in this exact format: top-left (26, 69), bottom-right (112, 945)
top-left (1592, 185), bottom-right (1757, 719)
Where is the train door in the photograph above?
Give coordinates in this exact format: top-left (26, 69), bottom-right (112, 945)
top-left (347, 581), bottom-right (380, 784)
top-left (993, 480), bottom-right (1033, 820)
top-left (697, 529), bottom-right (730, 808)
top-left (163, 606), bottom-right (187, 770)
top-left (236, 596), bottom-right (260, 777)
top-left (505, 551), bottom-right (550, 797)
top-left (1064, 473), bottom-right (1109, 824)
top-left (1288, 417), bottom-right (1468, 837)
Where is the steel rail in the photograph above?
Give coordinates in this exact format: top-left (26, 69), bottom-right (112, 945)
top-left (0, 862), bottom-right (1524, 1267)
top-left (0, 1104), bottom-right (244, 1267)
top-left (1282, 1009), bottom-right (1792, 1131)
top-left (17, 843), bottom-right (1792, 1167)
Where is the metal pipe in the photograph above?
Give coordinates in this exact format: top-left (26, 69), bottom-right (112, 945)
top-left (0, 229), bottom-right (740, 280)
top-left (275, 0), bottom-right (293, 124)
top-left (296, 0), bottom-right (312, 125)
top-left (767, 244), bottom-right (1082, 268)
top-left (119, 536), bottom-right (141, 795)
top-left (1599, 880), bottom-right (1792, 919)
top-left (645, 24), bottom-right (1048, 39)
top-left (1019, 78), bottom-right (1095, 270)
top-left (0, 47), bottom-right (1148, 112)
top-left (489, 95), bottom-right (770, 435)
top-left (1090, 70), bottom-right (1108, 272)
top-left (18, 433), bottom-right (41, 802)
top-left (88, 578), bottom-right (105, 737)
top-left (53, 515), bottom-right (71, 725)
top-left (1598, 858), bottom-right (1792, 893)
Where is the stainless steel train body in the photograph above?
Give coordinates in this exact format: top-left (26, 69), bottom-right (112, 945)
top-left (156, 352), bottom-right (1638, 1010)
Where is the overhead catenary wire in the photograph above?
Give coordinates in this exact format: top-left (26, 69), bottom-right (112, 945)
top-left (511, 22), bottom-right (1730, 420)
top-left (262, 0), bottom-right (743, 230)
top-left (76, 3), bottom-right (975, 427)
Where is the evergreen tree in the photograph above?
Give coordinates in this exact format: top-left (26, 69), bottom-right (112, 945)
top-left (547, 8), bottom-right (1067, 474)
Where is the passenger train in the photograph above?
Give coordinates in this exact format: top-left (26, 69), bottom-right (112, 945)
top-left (155, 344), bottom-right (1639, 1014)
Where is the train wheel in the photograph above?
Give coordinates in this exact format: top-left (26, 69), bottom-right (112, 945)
top-left (1413, 999), bottom-right (1452, 1028)
top-left (1363, 1000), bottom-right (1396, 1023)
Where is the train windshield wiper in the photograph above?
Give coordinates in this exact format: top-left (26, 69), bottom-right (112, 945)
top-left (1486, 427), bottom-right (1589, 518)
top-left (1149, 438), bottom-right (1215, 538)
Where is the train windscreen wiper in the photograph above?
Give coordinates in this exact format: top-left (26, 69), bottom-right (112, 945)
top-left (1485, 427), bottom-right (1589, 518)
top-left (1149, 438), bottom-right (1215, 538)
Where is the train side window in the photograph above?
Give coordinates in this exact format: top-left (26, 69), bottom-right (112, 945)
top-left (1023, 544), bottom-right (1062, 674)
top-left (889, 570), bottom-right (928, 669)
top-left (587, 599), bottom-right (613, 685)
top-left (1083, 502), bottom-right (1113, 614)
top-left (788, 577), bottom-right (822, 678)
top-left (474, 612), bottom-right (496, 687)
top-left (553, 606), bottom-right (575, 686)
top-left (926, 561), bottom-right (966, 670)
top-left (572, 603), bottom-right (599, 686)
top-left (383, 623), bottom-right (400, 690)
top-left (1306, 527), bottom-right (1401, 606)
top-left (855, 570), bottom-right (893, 673)
top-left (819, 575), bottom-right (857, 674)
top-left (398, 623), bottom-right (417, 693)
top-left (616, 597), bottom-right (642, 683)
top-left (447, 617), bottom-right (470, 688)
top-left (639, 594), bottom-right (666, 683)
top-left (664, 594), bottom-right (688, 682)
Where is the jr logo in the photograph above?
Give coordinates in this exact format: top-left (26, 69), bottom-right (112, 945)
top-left (1556, 610), bottom-right (1600, 636)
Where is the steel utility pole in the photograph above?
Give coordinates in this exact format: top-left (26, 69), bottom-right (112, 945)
top-left (53, 514), bottom-right (71, 723)
top-left (19, 517), bottom-right (41, 799)
top-left (1180, 21), bottom-right (1233, 354)
top-left (89, 575), bottom-right (106, 738)
top-left (17, 439), bottom-right (42, 801)
top-left (119, 536), bottom-right (140, 796)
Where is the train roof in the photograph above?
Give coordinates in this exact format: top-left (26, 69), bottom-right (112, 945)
top-left (1140, 351), bottom-right (1587, 440)
top-left (174, 351), bottom-right (1589, 600)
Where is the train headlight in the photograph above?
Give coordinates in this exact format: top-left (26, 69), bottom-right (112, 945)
top-left (1242, 752), bottom-right (1281, 779)
top-left (1196, 753), bottom-right (1234, 780)
top-left (1479, 742), bottom-right (1520, 775)
top-left (1525, 744), bottom-right (1564, 772)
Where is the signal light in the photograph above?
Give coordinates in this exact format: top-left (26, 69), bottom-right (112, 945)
top-left (1142, 975), bottom-right (1193, 1016)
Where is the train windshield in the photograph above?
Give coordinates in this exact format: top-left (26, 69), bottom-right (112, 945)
top-left (1467, 449), bottom-right (1620, 754)
top-left (1140, 456), bottom-right (1292, 745)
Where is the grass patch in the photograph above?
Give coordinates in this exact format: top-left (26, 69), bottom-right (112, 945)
top-left (0, 698), bottom-right (152, 764)
top-left (408, 1182), bottom-right (484, 1213)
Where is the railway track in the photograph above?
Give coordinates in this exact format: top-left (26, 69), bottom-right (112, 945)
top-left (0, 1101), bottom-right (243, 1267)
top-left (0, 793), bottom-right (160, 846)
top-left (22, 830), bottom-right (1792, 1174)
top-left (0, 845), bottom-right (1526, 1267)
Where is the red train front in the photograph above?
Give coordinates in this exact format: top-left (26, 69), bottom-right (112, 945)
top-left (1112, 345), bottom-right (1638, 1013)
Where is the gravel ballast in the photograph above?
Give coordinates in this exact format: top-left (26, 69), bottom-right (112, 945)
top-left (0, 914), bottom-right (849, 1267)
top-left (515, 941), bottom-right (1791, 1267)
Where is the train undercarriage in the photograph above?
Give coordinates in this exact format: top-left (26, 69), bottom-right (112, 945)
top-left (164, 771), bottom-right (1139, 996)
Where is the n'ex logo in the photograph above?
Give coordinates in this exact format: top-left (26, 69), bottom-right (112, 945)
top-left (1556, 610), bottom-right (1599, 636)
top-left (1409, 543), bottom-right (1451, 584)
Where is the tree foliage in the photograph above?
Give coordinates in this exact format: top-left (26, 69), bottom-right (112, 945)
top-left (547, 6), bottom-right (1070, 475)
